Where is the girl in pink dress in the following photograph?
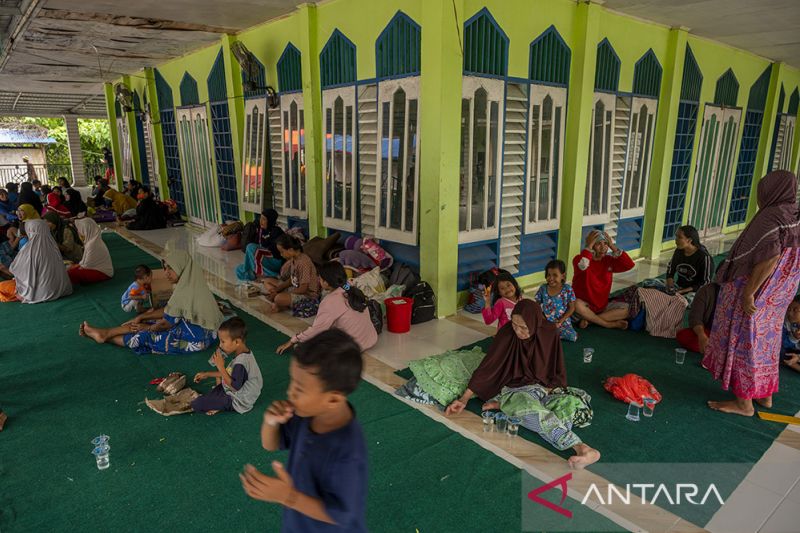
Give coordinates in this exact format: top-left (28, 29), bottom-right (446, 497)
top-left (482, 272), bottom-right (523, 331)
top-left (703, 171), bottom-right (800, 417)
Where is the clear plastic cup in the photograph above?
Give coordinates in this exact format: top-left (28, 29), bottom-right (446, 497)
top-left (583, 348), bottom-right (594, 363)
top-left (481, 410), bottom-right (495, 432)
top-left (494, 412), bottom-right (508, 433)
top-left (626, 402), bottom-right (641, 422)
top-left (92, 445), bottom-right (110, 470)
top-left (91, 435), bottom-right (110, 446)
top-left (642, 397), bottom-right (656, 417)
top-left (675, 348), bottom-right (687, 365)
top-left (507, 417), bottom-right (520, 437)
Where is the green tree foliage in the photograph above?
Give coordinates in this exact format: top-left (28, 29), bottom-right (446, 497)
top-left (0, 116), bottom-right (111, 166)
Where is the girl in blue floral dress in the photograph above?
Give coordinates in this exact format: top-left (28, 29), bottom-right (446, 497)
top-left (535, 260), bottom-right (578, 342)
top-left (81, 250), bottom-right (223, 354)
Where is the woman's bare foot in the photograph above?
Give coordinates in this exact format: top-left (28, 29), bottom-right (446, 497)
top-left (0, 410), bottom-right (7, 431)
top-left (754, 396), bottom-right (773, 409)
top-left (82, 323), bottom-right (107, 344)
top-left (568, 443), bottom-right (600, 469)
top-left (482, 401), bottom-right (500, 411)
top-left (79, 322), bottom-right (86, 337)
top-left (206, 410), bottom-right (219, 416)
top-left (578, 319), bottom-right (589, 329)
top-left (708, 399), bottom-right (755, 417)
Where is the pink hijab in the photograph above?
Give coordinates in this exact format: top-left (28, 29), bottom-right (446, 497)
top-left (716, 171), bottom-right (800, 282)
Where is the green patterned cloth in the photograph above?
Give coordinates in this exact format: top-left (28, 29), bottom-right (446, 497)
top-left (407, 346), bottom-right (486, 406)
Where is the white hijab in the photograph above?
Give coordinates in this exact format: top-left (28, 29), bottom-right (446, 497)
top-left (10, 219), bottom-right (73, 303)
top-left (74, 218), bottom-right (114, 277)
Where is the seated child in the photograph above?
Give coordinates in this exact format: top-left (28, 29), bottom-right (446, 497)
top-left (263, 234), bottom-right (321, 315)
top-left (482, 272), bottom-right (523, 330)
top-left (192, 317), bottom-right (263, 415)
top-left (121, 265), bottom-right (152, 313)
top-left (241, 329), bottom-right (367, 532)
top-left (535, 259), bottom-right (578, 342)
top-left (782, 295), bottom-right (800, 373)
top-left (675, 282), bottom-right (718, 353)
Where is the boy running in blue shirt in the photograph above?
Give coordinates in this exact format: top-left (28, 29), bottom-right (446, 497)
top-left (240, 329), bottom-right (367, 532)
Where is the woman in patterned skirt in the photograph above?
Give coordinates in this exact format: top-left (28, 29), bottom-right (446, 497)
top-left (81, 249), bottom-right (223, 354)
top-left (703, 171), bottom-right (800, 416)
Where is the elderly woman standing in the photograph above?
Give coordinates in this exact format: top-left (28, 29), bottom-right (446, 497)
top-left (704, 171), bottom-right (800, 416)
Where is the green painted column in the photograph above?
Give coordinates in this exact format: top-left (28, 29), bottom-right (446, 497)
top-left (103, 82), bottom-right (124, 190)
top-left (640, 28), bottom-right (689, 259)
top-left (122, 75), bottom-right (144, 184)
top-left (418, 0), bottom-right (464, 317)
top-left (298, 4), bottom-right (324, 238)
top-left (790, 94), bottom-right (800, 177)
top-left (746, 62), bottom-right (784, 222)
top-left (557, 1), bottom-right (600, 275)
top-left (222, 34), bottom-right (249, 221)
top-left (144, 68), bottom-right (170, 200)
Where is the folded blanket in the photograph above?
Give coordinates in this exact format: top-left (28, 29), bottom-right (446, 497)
top-left (497, 385), bottom-right (593, 428)
top-left (407, 346), bottom-right (486, 406)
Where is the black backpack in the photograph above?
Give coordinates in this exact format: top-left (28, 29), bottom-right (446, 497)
top-left (366, 299), bottom-right (383, 334)
top-left (405, 282), bottom-right (436, 324)
top-left (389, 262), bottom-right (420, 291)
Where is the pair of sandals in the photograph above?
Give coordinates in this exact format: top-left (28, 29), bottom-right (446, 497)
top-left (146, 373), bottom-right (199, 416)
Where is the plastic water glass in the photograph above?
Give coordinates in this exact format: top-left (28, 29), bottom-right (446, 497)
top-left (583, 348), bottom-right (594, 363)
top-left (626, 402), bottom-right (641, 422)
top-left (675, 348), bottom-right (687, 365)
top-left (481, 411), bottom-right (495, 432)
top-left (494, 412), bottom-right (508, 433)
top-left (92, 445), bottom-right (110, 470)
top-left (642, 397), bottom-right (656, 418)
top-left (91, 435), bottom-right (109, 447)
top-left (507, 417), bottom-right (520, 438)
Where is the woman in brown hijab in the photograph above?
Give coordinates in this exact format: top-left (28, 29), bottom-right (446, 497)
top-left (445, 300), bottom-right (600, 468)
top-left (703, 171), bottom-right (800, 416)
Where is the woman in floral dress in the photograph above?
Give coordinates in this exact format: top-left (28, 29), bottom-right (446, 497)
top-left (703, 171), bottom-right (800, 416)
top-left (81, 249), bottom-right (223, 355)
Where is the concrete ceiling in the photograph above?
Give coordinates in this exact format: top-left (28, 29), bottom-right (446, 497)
top-left (603, 0), bottom-right (800, 68)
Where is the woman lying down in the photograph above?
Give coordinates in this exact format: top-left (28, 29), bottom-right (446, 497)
top-left (397, 299), bottom-right (600, 469)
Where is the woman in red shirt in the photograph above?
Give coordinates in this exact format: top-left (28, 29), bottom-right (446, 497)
top-left (571, 230), bottom-right (635, 329)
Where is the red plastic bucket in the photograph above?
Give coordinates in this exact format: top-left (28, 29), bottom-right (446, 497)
top-left (385, 297), bottom-right (413, 333)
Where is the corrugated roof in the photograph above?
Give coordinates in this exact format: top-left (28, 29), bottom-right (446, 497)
top-left (0, 127), bottom-right (56, 144)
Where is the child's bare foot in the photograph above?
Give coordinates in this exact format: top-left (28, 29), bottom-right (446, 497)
top-left (482, 401), bottom-right (500, 411)
top-left (568, 443), bottom-right (600, 469)
top-left (708, 399), bottom-right (755, 417)
top-left (754, 396), bottom-right (773, 409)
top-left (578, 319), bottom-right (589, 329)
top-left (782, 354), bottom-right (800, 373)
top-left (0, 410), bottom-right (7, 431)
top-left (612, 320), bottom-right (628, 330)
top-left (79, 322), bottom-right (86, 337)
top-left (206, 410), bottom-right (219, 416)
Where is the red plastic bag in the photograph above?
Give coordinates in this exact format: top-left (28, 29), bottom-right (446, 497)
top-left (603, 373), bottom-right (662, 404)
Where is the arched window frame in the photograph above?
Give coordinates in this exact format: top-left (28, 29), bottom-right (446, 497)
top-left (620, 96), bottom-right (658, 218)
top-left (322, 86), bottom-right (358, 232)
top-left (584, 92), bottom-right (616, 224)
top-left (280, 92), bottom-right (307, 217)
top-left (375, 76), bottom-right (421, 245)
top-left (458, 75), bottom-right (504, 243)
top-left (241, 96), bottom-right (268, 213)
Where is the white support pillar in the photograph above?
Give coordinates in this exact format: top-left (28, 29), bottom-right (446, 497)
top-left (63, 115), bottom-right (86, 186)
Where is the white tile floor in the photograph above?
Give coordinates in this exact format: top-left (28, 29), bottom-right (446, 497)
top-left (120, 224), bottom-right (800, 533)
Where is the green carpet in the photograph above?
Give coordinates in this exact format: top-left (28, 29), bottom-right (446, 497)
top-left (0, 233), bottom-right (621, 533)
top-left (398, 311), bottom-right (800, 526)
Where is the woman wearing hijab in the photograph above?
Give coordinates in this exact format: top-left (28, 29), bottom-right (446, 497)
top-left (0, 216), bottom-right (72, 303)
top-left (0, 188), bottom-right (17, 226)
top-left (43, 212), bottom-right (83, 263)
top-left (126, 186), bottom-right (166, 231)
top-left (103, 188), bottom-right (137, 216)
top-left (63, 188), bottom-right (87, 217)
top-left (44, 187), bottom-right (72, 218)
top-left (81, 249), bottom-right (223, 354)
top-left (67, 218), bottom-right (113, 284)
top-left (445, 300), bottom-right (600, 468)
top-left (704, 171), bottom-right (800, 417)
top-left (17, 182), bottom-right (43, 215)
top-left (235, 208), bottom-right (285, 281)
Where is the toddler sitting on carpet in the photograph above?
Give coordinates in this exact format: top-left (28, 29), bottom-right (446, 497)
top-left (121, 265), bottom-right (152, 313)
top-left (782, 295), bottom-right (800, 373)
top-left (192, 317), bottom-right (263, 415)
top-left (482, 272), bottom-right (523, 330)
